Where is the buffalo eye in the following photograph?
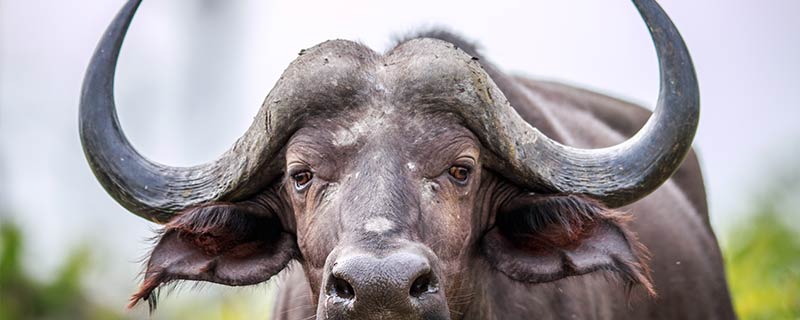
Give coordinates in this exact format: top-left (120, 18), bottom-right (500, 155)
top-left (292, 171), bottom-right (313, 190)
top-left (448, 165), bottom-right (470, 183)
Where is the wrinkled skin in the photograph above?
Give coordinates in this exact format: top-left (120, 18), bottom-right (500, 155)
top-left (128, 36), bottom-right (734, 319)
top-left (287, 113), bottom-right (491, 319)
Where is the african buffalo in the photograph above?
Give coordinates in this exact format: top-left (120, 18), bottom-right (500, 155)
top-left (80, 0), bottom-right (735, 319)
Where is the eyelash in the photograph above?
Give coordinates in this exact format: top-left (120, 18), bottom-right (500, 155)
top-left (448, 165), bottom-right (471, 184)
top-left (290, 171), bottom-right (313, 191)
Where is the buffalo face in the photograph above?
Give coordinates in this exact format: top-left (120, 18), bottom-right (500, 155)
top-left (285, 103), bottom-right (482, 319)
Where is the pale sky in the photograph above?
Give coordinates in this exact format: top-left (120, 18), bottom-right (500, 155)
top-left (1, 0), bottom-right (798, 305)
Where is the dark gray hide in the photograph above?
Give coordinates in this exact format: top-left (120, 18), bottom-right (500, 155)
top-left (80, 0), bottom-right (735, 319)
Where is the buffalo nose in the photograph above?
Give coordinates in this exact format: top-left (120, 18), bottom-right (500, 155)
top-left (326, 251), bottom-right (439, 305)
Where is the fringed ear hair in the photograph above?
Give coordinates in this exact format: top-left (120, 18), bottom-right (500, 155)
top-left (483, 194), bottom-right (654, 296)
top-left (129, 203), bottom-right (298, 310)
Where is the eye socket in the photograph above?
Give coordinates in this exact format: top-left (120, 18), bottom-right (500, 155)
top-left (448, 165), bottom-right (471, 183)
top-left (291, 171), bottom-right (313, 190)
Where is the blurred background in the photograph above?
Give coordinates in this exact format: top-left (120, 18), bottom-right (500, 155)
top-left (1, 0), bottom-right (798, 319)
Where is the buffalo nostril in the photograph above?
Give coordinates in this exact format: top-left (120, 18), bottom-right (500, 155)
top-left (409, 271), bottom-right (437, 298)
top-left (330, 275), bottom-right (355, 300)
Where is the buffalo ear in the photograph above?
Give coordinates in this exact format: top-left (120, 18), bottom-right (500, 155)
top-left (129, 202), bottom-right (298, 310)
top-left (482, 194), bottom-right (654, 295)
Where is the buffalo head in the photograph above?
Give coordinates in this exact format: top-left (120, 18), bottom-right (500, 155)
top-left (80, 0), bottom-right (697, 318)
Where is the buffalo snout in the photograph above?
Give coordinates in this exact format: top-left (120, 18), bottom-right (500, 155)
top-left (318, 245), bottom-right (450, 320)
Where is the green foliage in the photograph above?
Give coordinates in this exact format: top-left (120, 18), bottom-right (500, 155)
top-left (723, 185), bottom-right (800, 319)
top-left (0, 222), bottom-right (127, 320)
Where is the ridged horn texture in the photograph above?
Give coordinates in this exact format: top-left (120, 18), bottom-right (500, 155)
top-left (474, 0), bottom-right (698, 208)
top-left (79, 0), bottom-right (291, 223)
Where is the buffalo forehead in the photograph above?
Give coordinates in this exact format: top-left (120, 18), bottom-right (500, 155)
top-left (289, 111), bottom-right (476, 179)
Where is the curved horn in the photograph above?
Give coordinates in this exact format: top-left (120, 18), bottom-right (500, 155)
top-left (475, 0), bottom-right (698, 208)
top-left (80, 0), bottom-right (284, 222)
